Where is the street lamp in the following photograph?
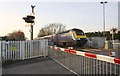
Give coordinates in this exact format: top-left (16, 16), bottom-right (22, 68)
top-left (100, 1), bottom-right (107, 48)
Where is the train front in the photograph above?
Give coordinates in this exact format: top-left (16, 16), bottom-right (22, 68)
top-left (73, 29), bottom-right (88, 47)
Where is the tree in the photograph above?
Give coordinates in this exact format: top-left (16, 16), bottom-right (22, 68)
top-left (85, 31), bottom-right (120, 40)
top-left (38, 23), bottom-right (66, 37)
top-left (7, 30), bottom-right (26, 41)
top-left (85, 31), bottom-right (104, 37)
top-left (118, 31), bottom-right (120, 40)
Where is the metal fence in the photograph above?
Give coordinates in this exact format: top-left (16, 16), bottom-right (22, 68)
top-left (48, 46), bottom-right (120, 75)
top-left (0, 40), bottom-right (48, 62)
top-left (84, 37), bottom-right (120, 49)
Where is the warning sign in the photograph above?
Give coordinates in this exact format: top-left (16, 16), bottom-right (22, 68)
top-left (10, 47), bottom-right (17, 50)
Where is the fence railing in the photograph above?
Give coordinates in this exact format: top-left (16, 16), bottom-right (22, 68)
top-left (0, 40), bottom-right (48, 62)
top-left (48, 46), bottom-right (120, 75)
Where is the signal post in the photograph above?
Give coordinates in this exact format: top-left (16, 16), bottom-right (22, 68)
top-left (31, 5), bottom-right (35, 40)
top-left (23, 5), bottom-right (35, 40)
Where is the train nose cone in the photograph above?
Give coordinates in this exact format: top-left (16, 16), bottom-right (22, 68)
top-left (75, 38), bottom-right (87, 47)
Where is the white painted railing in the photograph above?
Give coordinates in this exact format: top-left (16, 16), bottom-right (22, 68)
top-left (48, 46), bottom-right (120, 75)
top-left (0, 40), bottom-right (48, 62)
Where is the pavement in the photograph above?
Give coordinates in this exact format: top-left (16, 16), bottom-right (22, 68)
top-left (2, 57), bottom-right (76, 76)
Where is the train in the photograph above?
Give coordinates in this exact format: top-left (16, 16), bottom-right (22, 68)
top-left (51, 28), bottom-right (88, 47)
top-left (35, 28), bottom-right (88, 47)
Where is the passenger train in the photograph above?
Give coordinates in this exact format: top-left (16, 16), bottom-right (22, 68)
top-left (35, 28), bottom-right (87, 47)
top-left (51, 28), bottom-right (87, 47)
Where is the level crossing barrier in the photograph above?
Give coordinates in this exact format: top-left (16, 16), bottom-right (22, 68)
top-left (48, 46), bottom-right (120, 75)
top-left (0, 40), bottom-right (48, 62)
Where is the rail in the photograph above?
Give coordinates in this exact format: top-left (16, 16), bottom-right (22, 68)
top-left (48, 46), bottom-right (120, 75)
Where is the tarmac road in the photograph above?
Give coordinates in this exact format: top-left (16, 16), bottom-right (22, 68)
top-left (2, 57), bottom-right (76, 75)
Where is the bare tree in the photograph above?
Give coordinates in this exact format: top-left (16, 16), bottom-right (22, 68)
top-left (38, 23), bottom-right (66, 37)
top-left (7, 30), bottom-right (26, 40)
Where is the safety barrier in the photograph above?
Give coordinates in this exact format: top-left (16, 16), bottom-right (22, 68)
top-left (48, 46), bottom-right (120, 75)
top-left (0, 40), bottom-right (48, 62)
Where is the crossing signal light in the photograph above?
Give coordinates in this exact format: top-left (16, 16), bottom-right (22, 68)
top-left (18, 32), bottom-right (23, 34)
top-left (23, 15), bottom-right (35, 23)
top-left (27, 16), bottom-right (35, 19)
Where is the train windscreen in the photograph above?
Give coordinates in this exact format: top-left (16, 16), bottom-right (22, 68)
top-left (75, 30), bottom-right (84, 35)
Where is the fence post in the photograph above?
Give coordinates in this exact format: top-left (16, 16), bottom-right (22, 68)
top-left (19, 41), bottom-right (22, 60)
top-left (30, 41), bottom-right (32, 58)
top-left (21, 41), bottom-right (25, 60)
top-left (43, 40), bottom-right (46, 57)
top-left (0, 41), bottom-right (1, 76)
top-left (0, 41), bottom-right (1, 61)
top-left (45, 39), bottom-right (48, 56)
top-left (39, 40), bottom-right (41, 56)
top-left (31, 40), bottom-right (33, 58)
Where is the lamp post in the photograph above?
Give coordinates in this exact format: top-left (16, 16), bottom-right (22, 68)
top-left (100, 1), bottom-right (107, 48)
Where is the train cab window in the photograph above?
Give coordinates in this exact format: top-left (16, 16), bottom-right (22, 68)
top-left (75, 30), bottom-right (84, 35)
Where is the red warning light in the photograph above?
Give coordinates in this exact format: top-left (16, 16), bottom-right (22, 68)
top-left (18, 32), bottom-right (23, 34)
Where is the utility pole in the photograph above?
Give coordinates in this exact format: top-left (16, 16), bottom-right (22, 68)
top-left (31, 5), bottom-right (35, 40)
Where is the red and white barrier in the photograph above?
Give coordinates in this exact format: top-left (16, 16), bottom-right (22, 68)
top-left (49, 46), bottom-right (120, 64)
top-left (109, 52), bottom-right (115, 56)
top-left (112, 43), bottom-right (120, 44)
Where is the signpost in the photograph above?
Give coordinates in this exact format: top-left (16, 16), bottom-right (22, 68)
top-left (110, 27), bottom-right (118, 43)
top-left (110, 27), bottom-right (119, 58)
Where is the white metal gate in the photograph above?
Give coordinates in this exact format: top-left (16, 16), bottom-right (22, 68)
top-left (0, 40), bottom-right (48, 62)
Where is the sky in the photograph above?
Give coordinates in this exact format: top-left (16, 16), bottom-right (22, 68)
top-left (0, 0), bottom-right (119, 39)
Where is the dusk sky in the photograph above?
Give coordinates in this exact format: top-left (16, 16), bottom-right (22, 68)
top-left (0, 0), bottom-right (119, 39)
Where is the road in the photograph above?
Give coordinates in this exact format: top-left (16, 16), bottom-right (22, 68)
top-left (2, 57), bottom-right (77, 76)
